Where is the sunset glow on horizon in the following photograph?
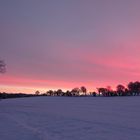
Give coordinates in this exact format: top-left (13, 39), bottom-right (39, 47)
top-left (1, 0), bottom-right (140, 93)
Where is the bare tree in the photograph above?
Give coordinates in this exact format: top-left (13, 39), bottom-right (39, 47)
top-left (80, 86), bottom-right (87, 95)
top-left (35, 90), bottom-right (40, 95)
top-left (71, 87), bottom-right (80, 96)
top-left (116, 84), bottom-right (125, 96)
top-left (0, 60), bottom-right (6, 73)
top-left (47, 90), bottom-right (54, 96)
top-left (128, 81), bottom-right (140, 96)
top-left (56, 89), bottom-right (63, 96)
top-left (97, 88), bottom-right (107, 96)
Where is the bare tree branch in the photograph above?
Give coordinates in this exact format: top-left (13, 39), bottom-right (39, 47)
top-left (0, 60), bottom-right (6, 73)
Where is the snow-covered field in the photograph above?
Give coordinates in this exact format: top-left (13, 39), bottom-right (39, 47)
top-left (0, 96), bottom-right (140, 140)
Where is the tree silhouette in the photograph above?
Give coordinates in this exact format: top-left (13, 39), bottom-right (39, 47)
top-left (97, 88), bottom-right (107, 96)
top-left (116, 84), bottom-right (125, 96)
top-left (35, 90), bottom-right (40, 95)
top-left (0, 60), bottom-right (6, 99)
top-left (47, 90), bottom-right (54, 96)
top-left (80, 86), bottom-right (87, 95)
top-left (0, 60), bottom-right (6, 73)
top-left (65, 90), bottom-right (72, 96)
top-left (128, 81), bottom-right (140, 96)
top-left (71, 87), bottom-right (80, 96)
top-left (56, 89), bottom-right (63, 96)
top-left (90, 92), bottom-right (97, 96)
top-left (106, 86), bottom-right (113, 96)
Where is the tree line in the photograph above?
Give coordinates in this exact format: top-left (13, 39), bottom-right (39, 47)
top-left (1, 60), bottom-right (140, 98)
top-left (35, 82), bottom-right (140, 97)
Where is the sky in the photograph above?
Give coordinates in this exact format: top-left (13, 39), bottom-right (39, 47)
top-left (1, 0), bottom-right (140, 93)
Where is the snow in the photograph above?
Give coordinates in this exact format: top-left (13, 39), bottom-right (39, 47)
top-left (0, 96), bottom-right (140, 140)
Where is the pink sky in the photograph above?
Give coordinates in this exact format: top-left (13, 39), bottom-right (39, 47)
top-left (1, 0), bottom-right (140, 93)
